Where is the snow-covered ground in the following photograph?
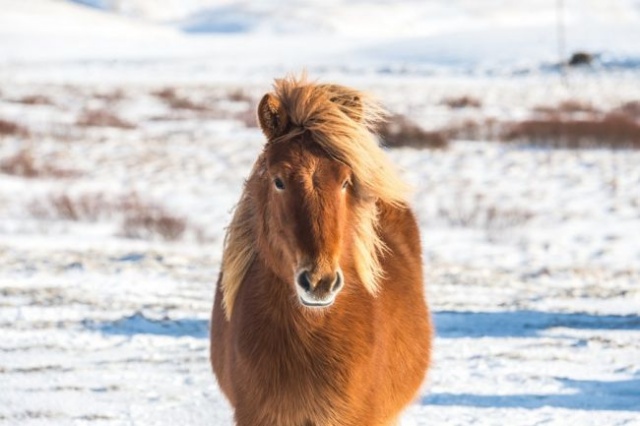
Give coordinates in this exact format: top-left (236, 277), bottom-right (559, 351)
top-left (1, 1), bottom-right (639, 425)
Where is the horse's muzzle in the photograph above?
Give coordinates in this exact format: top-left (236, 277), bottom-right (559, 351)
top-left (295, 269), bottom-right (343, 307)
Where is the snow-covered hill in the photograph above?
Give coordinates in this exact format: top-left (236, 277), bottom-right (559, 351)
top-left (1, 0), bottom-right (639, 77)
top-left (67, 0), bottom-right (640, 37)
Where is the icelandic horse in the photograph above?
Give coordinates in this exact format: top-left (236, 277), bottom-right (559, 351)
top-left (211, 76), bottom-right (432, 426)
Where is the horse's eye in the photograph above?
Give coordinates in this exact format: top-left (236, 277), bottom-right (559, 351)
top-left (342, 179), bottom-right (350, 190)
top-left (274, 177), bottom-right (285, 190)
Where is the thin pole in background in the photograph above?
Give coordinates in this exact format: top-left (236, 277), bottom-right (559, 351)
top-left (557, 0), bottom-right (568, 85)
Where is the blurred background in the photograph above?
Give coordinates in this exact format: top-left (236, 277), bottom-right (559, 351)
top-left (1, 1), bottom-right (639, 425)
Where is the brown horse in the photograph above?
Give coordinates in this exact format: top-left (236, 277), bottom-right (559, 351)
top-left (210, 76), bottom-right (432, 426)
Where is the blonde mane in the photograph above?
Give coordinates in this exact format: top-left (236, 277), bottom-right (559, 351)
top-left (220, 75), bottom-right (409, 319)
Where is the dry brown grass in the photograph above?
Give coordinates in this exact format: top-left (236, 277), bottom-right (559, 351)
top-left (441, 95), bottom-right (482, 109)
top-left (153, 87), bottom-right (209, 111)
top-left (235, 104), bottom-right (259, 128)
top-left (14, 95), bottom-right (53, 105)
top-left (0, 149), bottom-right (79, 178)
top-left (0, 149), bottom-right (38, 177)
top-left (378, 117), bottom-right (500, 145)
top-left (614, 101), bottom-right (640, 120)
top-left (436, 195), bottom-right (534, 241)
top-left (76, 108), bottom-right (135, 129)
top-left (31, 192), bottom-right (145, 221)
top-left (121, 211), bottom-right (187, 241)
top-left (0, 118), bottom-right (29, 137)
top-left (152, 87), bottom-right (259, 124)
top-left (439, 203), bottom-right (534, 230)
top-left (511, 100), bottom-right (640, 148)
top-left (30, 192), bottom-right (121, 221)
top-left (93, 89), bottom-right (126, 103)
top-left (412, 98), bottom-right (640, 149)
top-left (444, 118), bottom-right (503, 141)
top-left (502, 112), bottom-right (640, 149)
top-left (30, 191), bottom-right (189, 241)
top-left (227, 89), bottom-right (252, 103)
top-left (380, 99), bottom-right (640, 149)
top-left (378, 114), bottom-right (449, 149)
top-left (533, 100), bottom-right (598, 115)
top-left (437, 200), bottom-right (534, 229)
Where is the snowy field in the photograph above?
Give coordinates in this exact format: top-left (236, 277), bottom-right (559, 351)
top-left (1, 1), bottom-right (640, 425)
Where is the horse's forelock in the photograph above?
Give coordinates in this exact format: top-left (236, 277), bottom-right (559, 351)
top-left (272, 74), bottom-right (409, 206)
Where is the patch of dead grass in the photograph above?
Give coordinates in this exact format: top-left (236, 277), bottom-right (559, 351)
top-left (153, 87), bottom-right (209, 112)
top-left (439, 203), bottom-right (534, 230)
top-left (0, 149), bottom-right (79, 178)
top-left (0, 118), bottom-right (29, 137)
top-left (502, 112), bottom-right (640, 149)
top-left (13, 95), bottom-right (53, 106)
top-left (613, 101), bottom-right (640, 120)
top-left (93, 89), bottom-right (126, 103)
top-left (413, 99), bottom-right (640, 149)
top-left (235, 104), bottom-right (259, 128)
top-left (436, 194), bottom-right (534, 240)
top-left (534, 100), bottom-right (598, 115)
top-left (121, 211), bottom-right (187, 241)
top-left (30, 192), bottom-right (190, 241)
top-left (76, 108), bottom-right (135, 129)
top-left (441, 95), bottom-right (482, 109)
top-left (227, 88), bottom-right (252, 103)
top-left (378, 114), bottom-right (449, 149)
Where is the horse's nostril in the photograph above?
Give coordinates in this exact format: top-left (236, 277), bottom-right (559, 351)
top-left (297, 271), bottom-right (312, 292)
top-left (332, 272), bottom-right (343, 293)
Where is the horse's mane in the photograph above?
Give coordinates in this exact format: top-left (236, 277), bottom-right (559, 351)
top-left (220, 75), bottom-right (409, 319)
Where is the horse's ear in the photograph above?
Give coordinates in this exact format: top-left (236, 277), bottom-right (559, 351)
top-left (257, 93), bottom-right (288, 140)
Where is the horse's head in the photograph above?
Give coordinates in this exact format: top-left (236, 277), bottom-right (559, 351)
top-left (257, 92), bottom-right (360, 308)
top-left (219, 77), bottom-right (409, 319)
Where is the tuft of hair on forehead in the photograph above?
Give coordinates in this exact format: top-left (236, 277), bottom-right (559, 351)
top-left (270, 74), bottom-right (410, 206)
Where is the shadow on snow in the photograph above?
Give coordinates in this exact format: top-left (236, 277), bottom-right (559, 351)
top-left (84, 310), bottom-right (640, 411)
top-left (85, 309), bottom-right (640, 340)
top-left (430, 310), bottom-right (640, 411)
top-left (434, 310), bottom-right (640, 338)
top-left (424, 378), bottom-right (640, 411)
top-left (84, 312), bottom-right (208, 338)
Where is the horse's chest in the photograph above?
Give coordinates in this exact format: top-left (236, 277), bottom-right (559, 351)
top-left (236, 320), bottom-right (352, 402)
top-left (232, 329), bottom-right (347, 424)
top-left (241, 325), bottom-right (338, 380)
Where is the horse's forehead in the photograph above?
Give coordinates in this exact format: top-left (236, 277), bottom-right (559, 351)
top-left (267, 139), bottom-right (346, 176)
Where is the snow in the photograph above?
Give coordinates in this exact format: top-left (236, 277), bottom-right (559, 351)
top-left (2, 0), bottom-right (640, 81)
top-left (1, 1), bottom-right (639, 425)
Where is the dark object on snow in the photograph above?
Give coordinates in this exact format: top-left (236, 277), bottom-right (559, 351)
top-left (568, 52), bottom-right (594, 67)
